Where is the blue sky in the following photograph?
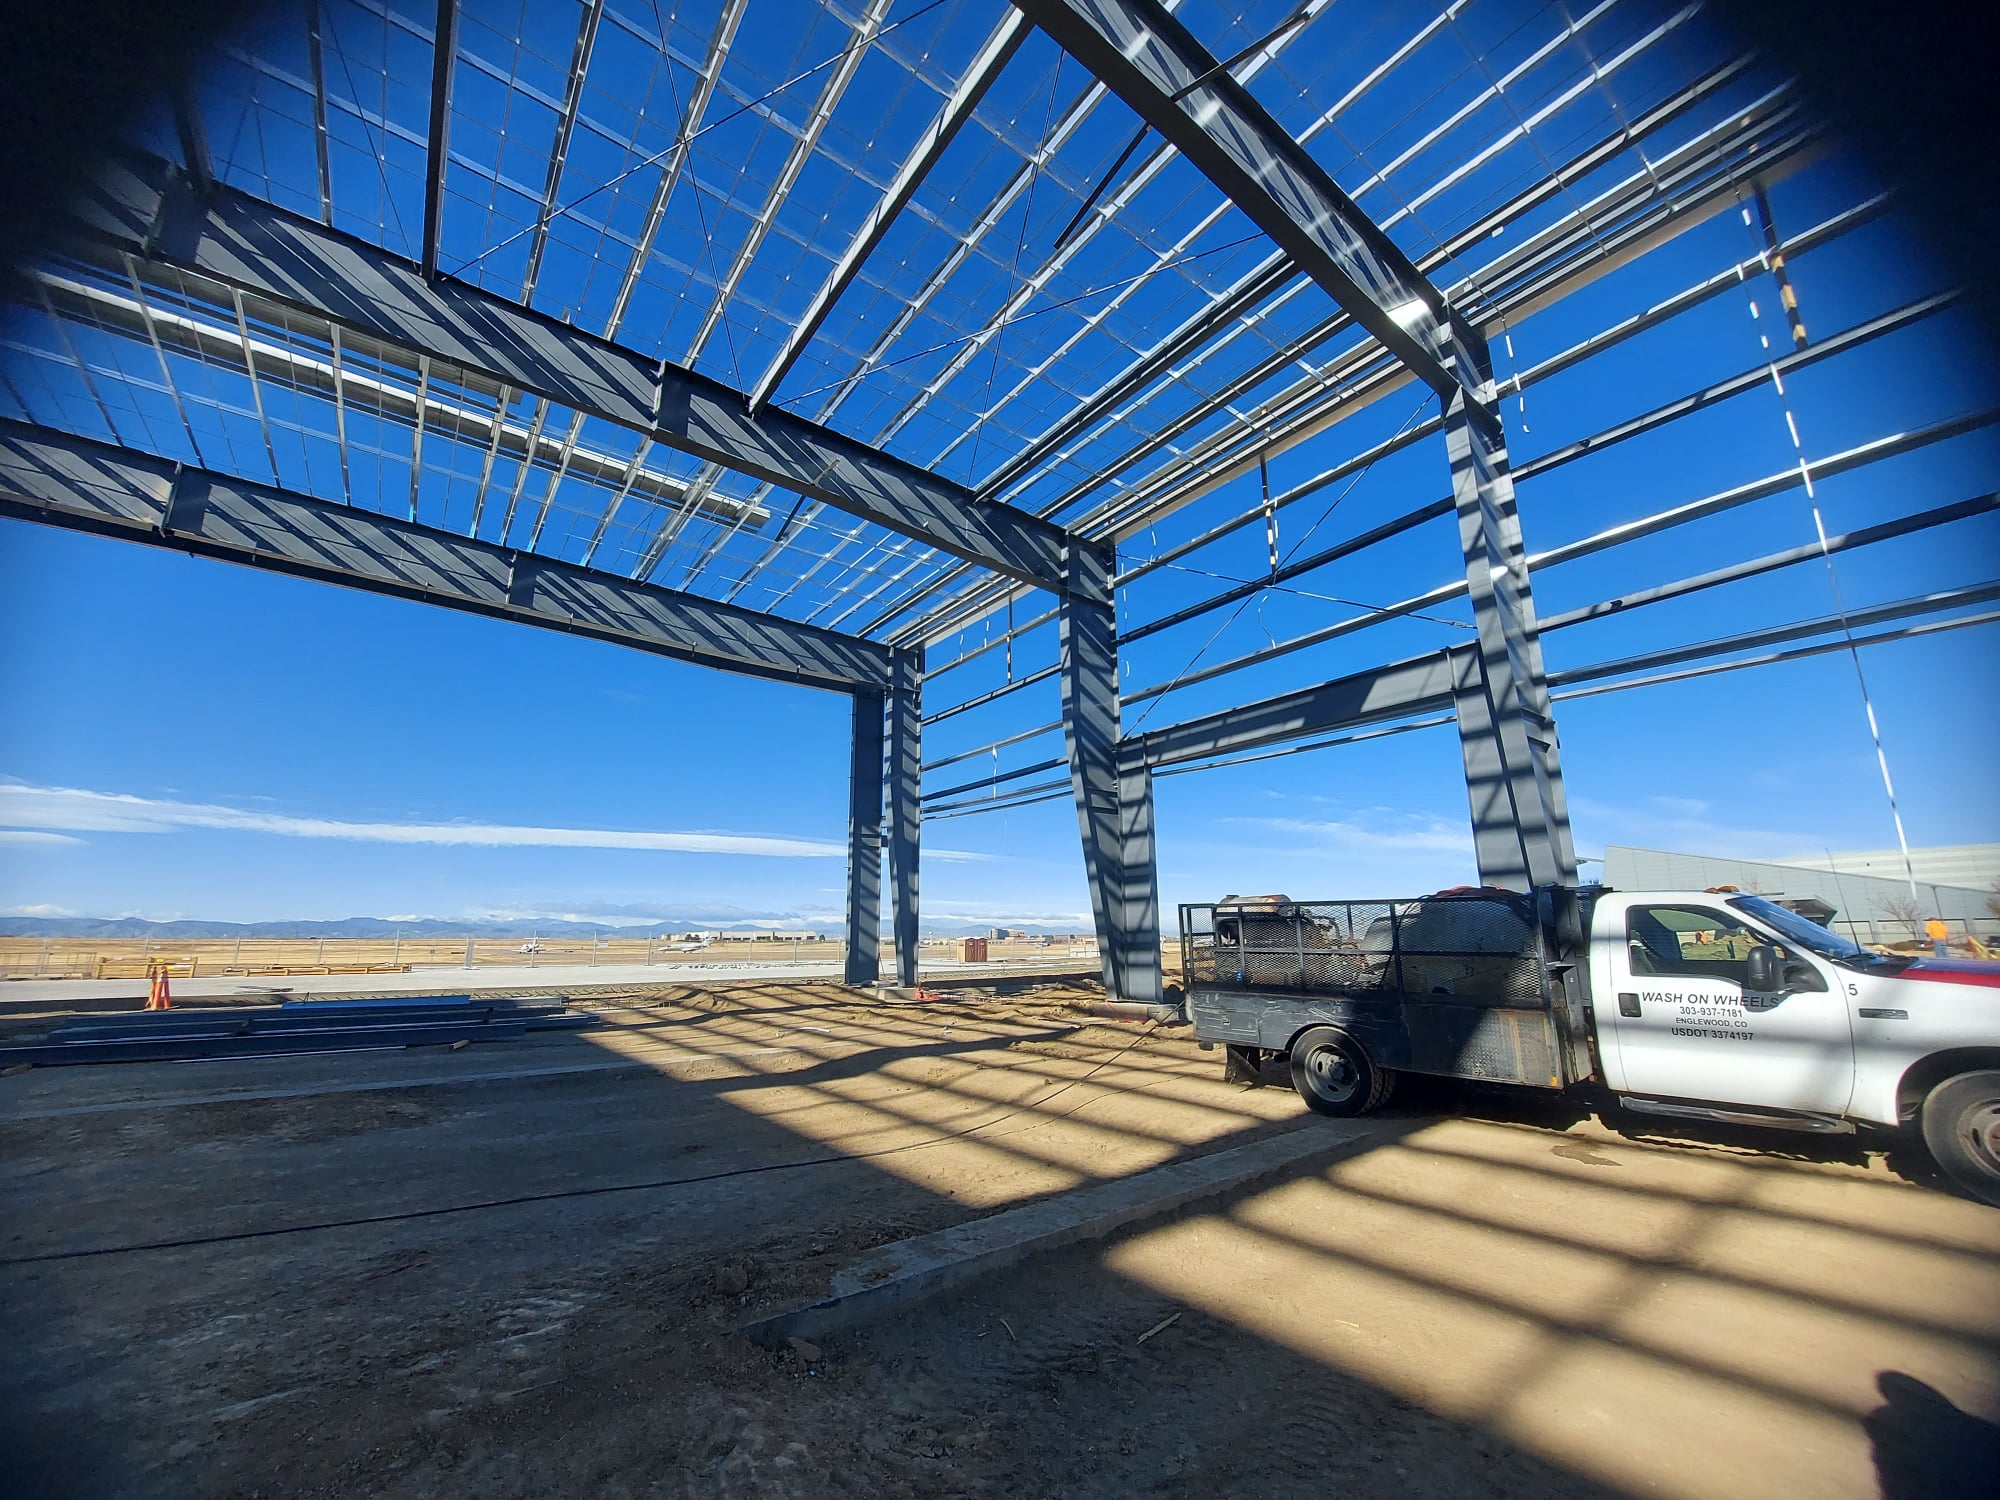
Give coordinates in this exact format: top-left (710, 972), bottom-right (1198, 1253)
top-left (2, 3), bottom-right (1998, 932)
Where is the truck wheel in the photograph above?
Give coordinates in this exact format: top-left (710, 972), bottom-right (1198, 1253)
top-left (1921, 1071), bottom-right (2000, 1208)
top-left (1289, 1028), bottom-right (1395, 1118)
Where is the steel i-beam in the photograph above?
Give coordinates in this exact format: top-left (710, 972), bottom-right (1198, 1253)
top-left (0, 419), bottom-right (892, 693)
top-left (61, 152), bottom-right (1093, 602)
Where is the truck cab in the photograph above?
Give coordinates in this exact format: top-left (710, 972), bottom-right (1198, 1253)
top-left (1585, 888), bottom-right (2000, 1147)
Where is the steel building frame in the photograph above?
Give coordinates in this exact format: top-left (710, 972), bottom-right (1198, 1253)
top-left (2, 0), bottom-right (1993, 999)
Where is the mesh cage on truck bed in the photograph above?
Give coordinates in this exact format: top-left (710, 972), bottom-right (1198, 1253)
top-left (1180, 894), bottom-right (1574, 1089)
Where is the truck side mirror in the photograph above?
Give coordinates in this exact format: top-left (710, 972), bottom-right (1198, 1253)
top-left (1744, 944), bottom-right (1782, 993)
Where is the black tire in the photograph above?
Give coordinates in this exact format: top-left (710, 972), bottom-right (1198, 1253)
top-left (1921, 1070), bottom-right (2000, 1208)
top-left (1288, 1027), bottom-right (1395, 1118)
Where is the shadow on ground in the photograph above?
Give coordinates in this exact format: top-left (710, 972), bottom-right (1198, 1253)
top-left (1, 980), bottom-right (1994, 1498)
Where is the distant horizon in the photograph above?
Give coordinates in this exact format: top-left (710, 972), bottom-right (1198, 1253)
top-left (0, 911), bottom-right (1091, 939)
top-left (9, 834), bottom-right (1997, 940)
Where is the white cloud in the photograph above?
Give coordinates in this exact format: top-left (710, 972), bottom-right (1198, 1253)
top-left (0, 830), bottom-right (83, 847)
top-left (1223, 812), bottom-right (1474, 858)
top-left (1645, 795), bottom-right (1713, 820)
top-left (1157, 806), bottom-right (1479, 911)
top-left (0, 779), bottom-right (992, 863)
top-left (0, 902), bottom-right (76, 917)
top-left (924, 898), bottom-right (1095, 926)
top-left (0, 780), bottom-right (841, 858)
top-left (473, 899), bottom-right (829, 926)
top-left (1568, 795), bottom-right (1826, 863)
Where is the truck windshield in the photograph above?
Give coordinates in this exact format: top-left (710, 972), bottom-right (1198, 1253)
top-left (1726, 895), bottom-right (1902, 969)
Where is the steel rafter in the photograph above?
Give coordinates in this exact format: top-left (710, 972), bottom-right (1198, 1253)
top-left (711, 38), bottom-right (1147, 614)
top-left (878, 66), bottom-right (1793, 645)
top-left (800, 0), bottom-right (1351, 619)
top-left (750, 9), bottom-right (1033, 414)
top-left (687, 0), bottom-right (890, 370)
top-left (1082, 115), bottom-right (1820, 546)
top-left (0, 420), bottom-right (895, 692)
top-left (306, 0), bottom-right (334, 225)
top-left (28, 266), bottom-right (761, 527)
top-left (58, 151), bottom-right (1094, 601)
top-left (972, 0), bottom-right (1664, 508)
top-left (421, 0), bottom-right (459, 281)
top-left (573, 0), bottom-right (748, 578)
top-left (868, 0), bottom-right (1338, 474)
top-left (893, 102), bottom-right (1816, 650)
top-left (796, 0), bottom-right (1340, 628)
top-left (666, 0), bottom-right (895, 590)
top-left (1111, 189), bottom-right (1889, 593)
top-left (1013, 0), bottom-right (1482, 403)
top-left (1051, 74), bottom-right (1781, 539)
top-left (520, 0), bottom-right (607, 304)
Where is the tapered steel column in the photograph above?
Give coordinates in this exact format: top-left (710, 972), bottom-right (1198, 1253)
top-left (887, 648), bottom-right (922, 986)
top-left (844, 689), bottom-right (885, 984)
top-left (1059, 541), bottom-right (1163, 1002)
top-left (1444, 340), bottom-right (1577, 890)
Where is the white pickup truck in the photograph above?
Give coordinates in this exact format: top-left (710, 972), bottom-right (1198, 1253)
top-left (1179, 886), bottom-right (2000, 1206)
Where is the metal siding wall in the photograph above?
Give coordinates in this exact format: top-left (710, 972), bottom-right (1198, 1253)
top-left (1601, 845), bottom-right (1999, 935)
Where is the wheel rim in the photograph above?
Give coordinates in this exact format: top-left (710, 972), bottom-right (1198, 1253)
top-left (1960, 1099), bottom-right (2000, 1175)
top-left (1301, 1042), bottom-right (1361, 1106)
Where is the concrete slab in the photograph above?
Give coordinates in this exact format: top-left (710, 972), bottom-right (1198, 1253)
top-left (741, 1121), bottom-right (1379, 1348)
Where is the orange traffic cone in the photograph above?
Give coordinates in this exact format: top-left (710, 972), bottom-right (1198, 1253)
top-left (146, 961), bottom-right (172, 1011)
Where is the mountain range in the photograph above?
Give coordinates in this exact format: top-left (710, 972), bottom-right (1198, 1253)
top-left (0, 914), bottom-right (1084, 939)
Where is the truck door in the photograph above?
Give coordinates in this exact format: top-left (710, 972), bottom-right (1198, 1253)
top-left (1596, 900), bottom-right (1854, 1113)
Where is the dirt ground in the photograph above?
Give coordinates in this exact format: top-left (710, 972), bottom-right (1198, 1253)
top-left (2, 978), bottom-right (1996, 1499)
top-left (0, 933), bottom-right (1098, 981)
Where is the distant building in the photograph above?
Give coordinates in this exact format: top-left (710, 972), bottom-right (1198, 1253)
top-left (1777, 844), bottom-right (2000, 891)
top-left (1602, 845), bottom-right (2000, 942)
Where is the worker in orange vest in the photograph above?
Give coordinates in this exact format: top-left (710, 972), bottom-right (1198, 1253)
top-left (145, 960), bottom-right (172, 1011)
top-left (1924, 916), bottom-right (1950, 959)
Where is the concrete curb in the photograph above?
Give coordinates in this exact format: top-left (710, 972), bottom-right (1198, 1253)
top-left (741, 1121), bottom-right (1379, 1348)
